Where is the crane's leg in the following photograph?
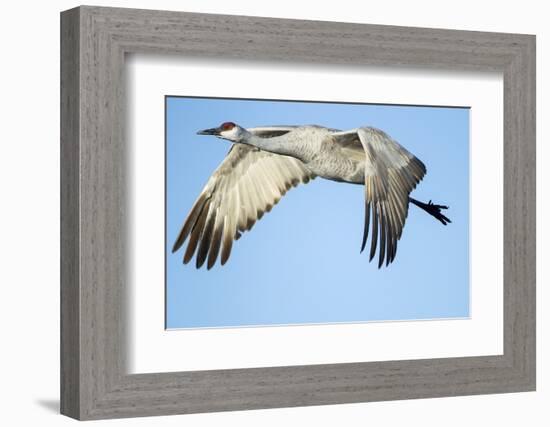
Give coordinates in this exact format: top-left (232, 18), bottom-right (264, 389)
top-left (409, 197), bottom-right (451, 225)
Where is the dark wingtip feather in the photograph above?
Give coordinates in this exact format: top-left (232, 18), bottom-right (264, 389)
top-left (391, 238), bottom-right (399, 263)
top-left (378, 204), bottom-right (386, 269)
top-left (172, 193), bottom-right (209, 254)
top-left (385, 209), bottom-right (394, 267)
top-left (183, 199), bottom-right (210, 265)
top-left (360, 202), bottom-right (370, 253)
top-left (220, 233), bottom-right (233, 266)
top-left (369, 203), bottom-right (379, 262)
top-left (207, 222), bottom-right (224, 270)
top-left (196, 214), bottom-right (216, 269)
top-left (172, 233), bottom-right (186, 254)
top-left (220, 252), bottom-right (230, 266)
top-left (386, 234), bottom-right (395, 266)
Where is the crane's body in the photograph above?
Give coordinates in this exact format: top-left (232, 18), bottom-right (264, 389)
top-left (173, 122), bottom-right (451, 270)
top-left (244, 126), bottom-right (365, 184)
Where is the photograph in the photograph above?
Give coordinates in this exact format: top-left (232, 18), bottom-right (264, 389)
top-left (165, 96), bottom-right (470, 329)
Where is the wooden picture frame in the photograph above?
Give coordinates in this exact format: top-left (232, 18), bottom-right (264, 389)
top-left (60, 5), bottom-right (536, 420)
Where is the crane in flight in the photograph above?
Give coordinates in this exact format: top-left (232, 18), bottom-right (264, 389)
top-left (172, 122), bottom-right (451, 270)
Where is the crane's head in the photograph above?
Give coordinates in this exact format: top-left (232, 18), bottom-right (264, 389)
top-left (197, 122), bottom-right (246, 142)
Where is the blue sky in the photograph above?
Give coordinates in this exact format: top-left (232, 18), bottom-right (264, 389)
top-left (165, 96), bottom-right (470, 329)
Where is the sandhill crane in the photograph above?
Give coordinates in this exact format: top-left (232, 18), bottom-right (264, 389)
top-left (172, 122), bottom-right (451, 270)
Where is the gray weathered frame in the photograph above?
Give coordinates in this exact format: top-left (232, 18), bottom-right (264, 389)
top-left (60, 5), bottom-right (536, 420)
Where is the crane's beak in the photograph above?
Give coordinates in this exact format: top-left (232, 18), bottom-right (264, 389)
top-left (197, 127), bottom-right (219, 136)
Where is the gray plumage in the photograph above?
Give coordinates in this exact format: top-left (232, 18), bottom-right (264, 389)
top-left (172, 122), bottom-right (449, 269)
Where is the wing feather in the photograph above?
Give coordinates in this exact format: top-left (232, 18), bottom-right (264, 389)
top-left (172, 144), bottom-right (315, 269)
top-left (207, 211), bottom-right (224, 269)
top-left (333, 127), bottom-right (426, 267)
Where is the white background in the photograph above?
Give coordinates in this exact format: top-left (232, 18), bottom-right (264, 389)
top-left (0, 1), bottom-right (546, 426)
top-left (129, 57), bottom-right (503, 373)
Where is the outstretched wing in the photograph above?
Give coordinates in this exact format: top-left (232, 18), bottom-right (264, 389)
top-left (172, 144), bottom-right (315, 269)
top-left (332, 127), bottom-right (426, 267)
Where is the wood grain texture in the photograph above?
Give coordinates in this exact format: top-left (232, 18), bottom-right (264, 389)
top-left (60, 5), bottom-right (536, 420)
top-left (60, 7), bottom-right (80, 419)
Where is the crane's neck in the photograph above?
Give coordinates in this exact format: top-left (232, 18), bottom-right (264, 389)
top-left (237, 131), bottom-right (297, 158)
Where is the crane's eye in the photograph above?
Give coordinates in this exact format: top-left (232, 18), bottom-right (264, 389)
top-left (221, 122), bottom-right (236, 131)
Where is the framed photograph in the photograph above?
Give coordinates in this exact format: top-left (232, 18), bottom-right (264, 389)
top-left (60, 6), bottom-right (536, 420)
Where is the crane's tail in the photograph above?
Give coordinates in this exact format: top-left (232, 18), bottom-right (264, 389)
top-left (409, 197), bottom-right (451, 225)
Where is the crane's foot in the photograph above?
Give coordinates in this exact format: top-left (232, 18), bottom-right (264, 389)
top-left (409, 197), bottom-right (451, 225)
